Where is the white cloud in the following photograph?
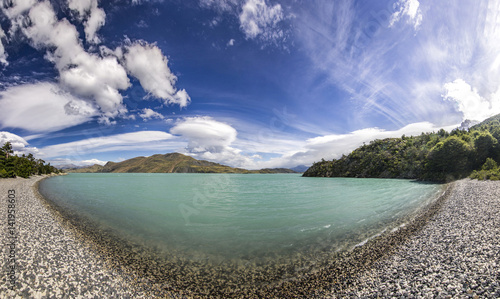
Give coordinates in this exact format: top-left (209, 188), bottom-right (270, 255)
top-left (201, 0), bottom-right (287, 46)
top-left (21, 1), bottom-right (130, 122)
top-left (40, 131), bottom-right (175, 158)
top-left (304, 122), bottom-right (440, 159)
top-left (0, 83), bottom-right (99, 132)
top-left (239, 0), bottom-right (284, 41)
top-left (0, 131), bottom-right (39, 156)
top-left (170, 116), bottom-right (256, 166)
top-left (81, 158), bottom-right (107, 165)
top-left (170, 116), bottom-right (236, 153)
top-left (249, 122), bottom-right (455, 169)
top-left (177, 119), bottom-right (454, 170)
top-left (0, 0), bottom-right (36, 36)
top-left (294, 1), bottom-right (485, 128)
top-left (227, 38), bottom-right (235, 46)
top-left (200, 0), bottom-right (238, 12)
top-left (139, 108), bottom-right (164, 121)
top-left (67, 0), bottom-right (106, 43)
top-left (164, 115), bottom-right (454, 170)
top-left (58, 54), bottom-right (130, 117)
top-left (443, 79), bottom-right (500, 122)
top-left (390, 0), bottom-right (422, 30)
top-left (120, 41), bottom-right (191, 107)
top-left (1, 0), bottom-right (36, 18)
top-left (49, 157), bottom-right (107, 167)
top-left (1, 119), bottom-right (456, 171)
top-left (0, 27), bottom-right (7, 65)
top-left (1, 1), bottom-right (189, 129)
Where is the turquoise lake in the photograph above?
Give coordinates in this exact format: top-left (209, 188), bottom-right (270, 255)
top-left (39, 173), bottom-right (444, 264)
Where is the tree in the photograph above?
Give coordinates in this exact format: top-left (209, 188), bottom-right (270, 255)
top-left (426, 136), bottom-right (473, 176)
top-left (473, 132), bottom-right (498, 167)
top-left (14, 155), bottom-right (33, 178)
top-left (0, 141), bottom-right (59, 178)
top-left (482, 158), bottom-right (498, 171)
top-left (3, 155), bottom-right (15, 178)
top-left (1, 142), bottom-right (13, 159)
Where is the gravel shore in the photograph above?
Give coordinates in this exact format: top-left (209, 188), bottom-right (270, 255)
top-left (335, 179), bottom-right (500, 298)
top-left (0, 176), bottom-right (158, 298)
top-left (1, 176), bottom-right (498, 298)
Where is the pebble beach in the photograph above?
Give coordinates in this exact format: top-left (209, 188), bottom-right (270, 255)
top-left (336, 179), bottom-right (500, 298)
top-left (1, 176), bottom-right (499, 298)
top-left (0, 175), bottom-right (158, 298)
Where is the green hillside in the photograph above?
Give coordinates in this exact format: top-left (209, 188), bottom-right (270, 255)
top-left (303, 114), bottom-right (500, 182)
top-left (67, 153), bottom-right (297, 174)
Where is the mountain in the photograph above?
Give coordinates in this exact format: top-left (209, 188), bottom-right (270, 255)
top-left (65, 153), bottom-right (297, 174)
top-left (66, 164), bottom-right (105, 173)
top-left (303, 114), bottom-right (500, 182)
top-left (291, 165), bottom-right (309, 173)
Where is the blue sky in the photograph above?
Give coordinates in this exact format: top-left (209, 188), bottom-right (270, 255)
top-left (1, 0), bottom-right (499, 169)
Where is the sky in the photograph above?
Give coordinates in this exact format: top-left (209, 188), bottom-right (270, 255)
top-left (1, 0), bottom-right (500, 169)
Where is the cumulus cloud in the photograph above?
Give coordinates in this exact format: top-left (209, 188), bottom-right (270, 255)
top-left (120, 41), bottom-right (191, 107)
top-left (40, 131), bottom-right (175, 158)
top-left (20, 1), bottom-right (130, 122)
top-left (0, 0), bottom-right (190, 130)
top-left (139, 108), bottom-right (164, 121)
top-left (443, 79), bottom-right (500, 122)
top-left (227, 38), bottom-right (235, 46)
top-left (0, 83), bottom-right (99, 132)
top-left (67, 0), bottom-right (106, 43)
top-left (58, 54), bottom-right (130, 118)
top-left (0, 131), bottom-right (39, 156)
top-left (239, 0), bottom-right (284, 42)
top-left (1, 0), bottom-right (35, 18)
top-left (390, 0), bottom-right (422, 30)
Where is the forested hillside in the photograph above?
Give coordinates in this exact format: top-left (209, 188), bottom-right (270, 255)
top-left (303, 114), bottom-right (500, 182)
top-left (0, 142), bottom-right (60, 178)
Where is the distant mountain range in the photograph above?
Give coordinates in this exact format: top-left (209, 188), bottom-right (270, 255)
top-left (65, 153), bottom-right (298, 174)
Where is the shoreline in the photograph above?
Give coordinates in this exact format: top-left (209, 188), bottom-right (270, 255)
top-left (335, 179), bottom-right (500, 297)
top-left (4, 175), bottom-right (496, 297)
top-left (40, 176), bottom-right (451, 298)
top-left (0, 175), bottom-right (161, 298)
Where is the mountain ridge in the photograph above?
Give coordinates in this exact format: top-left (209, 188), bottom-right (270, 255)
top-left (66, 153), bottom-right (297, 174)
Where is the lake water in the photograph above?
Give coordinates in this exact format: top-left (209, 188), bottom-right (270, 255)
top-left (39, 173), bottom-right (443, 259)
top-left (38, 173), bottom-right (444, 295)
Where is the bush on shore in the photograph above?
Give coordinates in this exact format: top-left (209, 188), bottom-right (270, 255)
top-left (469, 158), bottom-right (500, 181)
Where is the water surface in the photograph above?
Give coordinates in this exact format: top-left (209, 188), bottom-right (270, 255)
top-left (39, 173), bottom-right (444, 263)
